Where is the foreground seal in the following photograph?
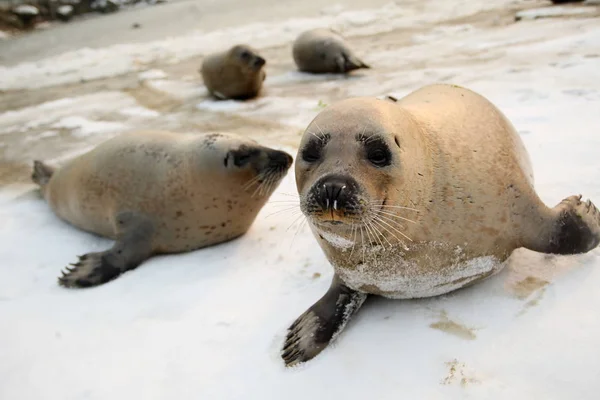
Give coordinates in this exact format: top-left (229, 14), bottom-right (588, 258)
top-left (200, 45), bottom-right (267, 100)
top-left (292, 28), bottom-right (370, 74)
top-left (32, 131), bottom-right (293, 288)
top-left (282, 84), bottom-right (600, 366)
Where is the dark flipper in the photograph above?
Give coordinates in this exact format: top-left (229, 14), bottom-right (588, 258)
top-left (545, 195), bottom-right (600, 254)
top-left (58, 211), bottom-right (155, 288)
top-left (282, 275), bottom-right (368, 367)
top-left (337, 52), bottom-right (370, 73)
top-left (31, 160), bottom-right (55, 187)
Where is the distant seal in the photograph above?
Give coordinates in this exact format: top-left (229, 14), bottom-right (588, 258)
top-left (32, 131), bottom-right (293, 288)
top-left (282, 84), bottom-right (600, 366)
top-left (200, 45), bottom-right (267, 100)
top-left (292, 28), bottom-right (370, 74)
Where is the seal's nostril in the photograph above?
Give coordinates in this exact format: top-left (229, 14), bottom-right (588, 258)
top-left (316, 175), bottom-right (356, 212)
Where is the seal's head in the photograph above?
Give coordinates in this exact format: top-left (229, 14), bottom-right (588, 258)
top-left (202, 133), bottom-right (293, 197)
top-left (295, 97), bottom-right (426, 236)
top-left (228, 44), bottom-right (266, 72)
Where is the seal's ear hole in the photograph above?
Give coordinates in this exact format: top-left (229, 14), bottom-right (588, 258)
top-left (223, 154), bottom-right (229, 167)
top-left (394, 137), bottom-right (400, 148)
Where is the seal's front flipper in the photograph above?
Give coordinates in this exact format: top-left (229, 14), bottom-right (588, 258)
top-left (281, 275), bottom-right (367, 366)
top-left (58, 212), bottom-right (155, 288)
top-left (31, 160), bottom-right (55, 187)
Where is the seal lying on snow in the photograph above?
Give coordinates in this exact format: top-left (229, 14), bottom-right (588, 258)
top-left (201, 44), bottom-right (267, 100)
top-left (292, 28), bottom-right (370, 74)
top-left (282, 83), bottom-right (600, 366)
top-left (32, 131), bottom-right (293, 288)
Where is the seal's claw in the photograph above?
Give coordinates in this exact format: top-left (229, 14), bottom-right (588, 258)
top-left (57, 252), bottom-right (122, 289)
top-left (281, 280), bottom-right (367, 367)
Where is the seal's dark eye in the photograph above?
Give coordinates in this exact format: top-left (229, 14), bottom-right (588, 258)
top-left (301, 141), bottom-right (321, 163)
top-left (367, 148), bottom-right (391, 167)
top-left (240, 51), bottom-right (251, 60)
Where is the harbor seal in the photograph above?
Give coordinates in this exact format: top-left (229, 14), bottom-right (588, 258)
top-left (32, 131), bottom-right (293, 288)
top-left (200, 45), bottom-right (267, 100)
top-left (282, 84), bottom-right (600, 366)
top-left (292, 28), bottom-right (370, 74)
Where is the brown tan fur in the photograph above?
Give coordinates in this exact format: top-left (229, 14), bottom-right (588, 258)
top-left (282, 84), bottom-right (600, 366)
top-left (33, 130), bottom-right (292, 288)
top-left (292, 28), bottom-right (370, 74)
top-left (200, 45), bottom-right (266, 100)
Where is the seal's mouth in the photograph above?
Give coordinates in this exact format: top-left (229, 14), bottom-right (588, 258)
top-left (302, 191), bottom-right (389, 229)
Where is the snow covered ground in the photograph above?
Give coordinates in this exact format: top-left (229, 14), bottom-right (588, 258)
top-left (1, 0), bottom-right (600, 399)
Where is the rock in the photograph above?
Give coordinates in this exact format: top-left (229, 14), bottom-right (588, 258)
top-left (57, 5), bottom-right (74, 22)
top-left (11, 5), bottom-right (39, 28)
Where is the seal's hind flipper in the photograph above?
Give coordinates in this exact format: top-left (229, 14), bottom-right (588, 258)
top-left (546, 195), bottom-right (600, 254)
top-left (338, 53), bottom-right (370, 73)
top-left (281, 275), bottom-right (367, 367)
top-left (58, 211), bottom-right (155, 288)
top-left (31, 160), bottom-right (55, 187)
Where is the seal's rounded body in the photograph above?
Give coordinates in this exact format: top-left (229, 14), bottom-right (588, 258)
top-left (33, 131), bottom-right (292, 288)
top-left (310, 85), bottom-right (537, 299)
top-left (201, 45), bottom-right (266, 100)
top-left (292, 28), bottom-right (369, 74)
top-left (282, 84), bottom-right (600, 366)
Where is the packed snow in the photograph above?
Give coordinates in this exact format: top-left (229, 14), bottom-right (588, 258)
top-left (1, 1), bottom-right (600, 399)
top-left (0, 0), bottom-right (512, 90)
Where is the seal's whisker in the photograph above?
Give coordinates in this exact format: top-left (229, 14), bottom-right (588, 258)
top-left (371, 215), bottom-right (413, 242)
top-left (265, 206), bottom-right (302, 218)
top-left (290, 217), bottom-right (308, 249)
top-left (244, 173), bottom-right (264, 190)
top-left (348, 225), bottom-right (358, 260)
top-left (370, 219), bottom-right (393, 248)
top-left (369, 201), bottom-right (420, 212)
top-left (286, 212), bottom-right (307, 233)
top-left (371, 220), bottom-right (391, 248)
top-left (376, 213), bottom-right (410, 229)
top-left (362, 218), bottom-right (376, 248)
top-left (365, 219), bottom-right (385, 249)
top-left (314, 122), bottom-right (327, 140)
top-left (371, 217), bottom-right (402, 244)
top-left (376, 209), bottom-right (418, 224)
top-left (307, 130), bottom-right (324, 142)
top-left (359, 225), bottom-right (366, 266)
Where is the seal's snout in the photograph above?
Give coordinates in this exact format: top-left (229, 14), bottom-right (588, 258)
top-left (254, 56), bottom-right (266, 68)
top-left (268, 150), bottom-right (293, 169)
top-left (314, 174), bottom-right (358, 215)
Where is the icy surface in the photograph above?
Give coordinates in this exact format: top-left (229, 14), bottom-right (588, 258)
top-left (1, 1), bottom-right (600, 399)
top-left (0, 0), bottom-right (511, 90)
